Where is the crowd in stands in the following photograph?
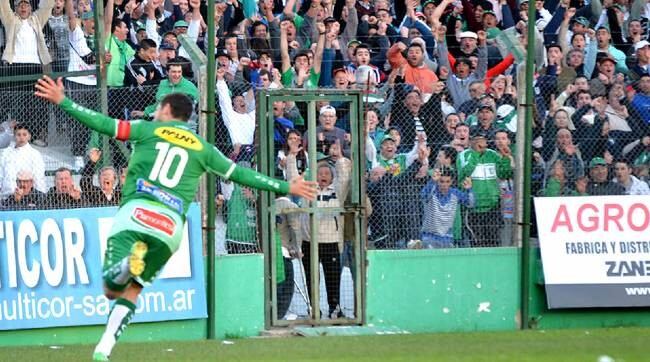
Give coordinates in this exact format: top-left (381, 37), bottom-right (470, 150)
top-left (0, 0), bottom-right (649, 256)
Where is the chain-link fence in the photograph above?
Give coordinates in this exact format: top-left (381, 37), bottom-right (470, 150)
top-left (531, 54), bottom-right (650, 240)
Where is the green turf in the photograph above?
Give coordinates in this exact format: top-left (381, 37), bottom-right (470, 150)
top-left (1, 327), bottom-right (648, 361)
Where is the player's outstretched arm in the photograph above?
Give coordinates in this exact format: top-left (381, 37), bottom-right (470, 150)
top-left (35, 76), bottom-right (123, 139)
top-left (207, 146), bottom-right (317, 201)
top-left (288, 176), bottom-right (318, 201)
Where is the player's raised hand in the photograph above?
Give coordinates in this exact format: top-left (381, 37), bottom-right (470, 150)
top-left (289, 175), bottom-right (318, 201)
top-left (35, 75), bottom-right (65, 105)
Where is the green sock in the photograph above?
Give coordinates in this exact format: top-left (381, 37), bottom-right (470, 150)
top-left (94, 298), bottom-right (136, 357)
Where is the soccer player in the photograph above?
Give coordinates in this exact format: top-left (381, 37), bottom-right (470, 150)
top-left (34, 76), bottom-right (317, 361)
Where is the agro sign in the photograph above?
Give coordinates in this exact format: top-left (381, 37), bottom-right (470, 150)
top-left (534, 196), bottom-right (650, 308)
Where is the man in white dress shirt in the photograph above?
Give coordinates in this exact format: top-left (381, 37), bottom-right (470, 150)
top-left (0, 123), bottom-right (46, 196)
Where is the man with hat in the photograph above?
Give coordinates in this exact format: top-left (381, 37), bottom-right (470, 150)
top-left (587, 157), bottom-right (625, 195)
top-left (307, 105), bottom-right (351, 157)
top-left (1, 169), bottom-right (45, 210)
top-left (585, 25), bottom-right (628, 76)
top-left (158, 42), bottom-right (177, 70)
top-left (456, 128), bottom-right (512, 247)
top-left (629, 40), bottom-right (650, 80)
top-left (470, 104), bottom-right (498, 140)
top-left (438, 28), bottom-right (488, 109)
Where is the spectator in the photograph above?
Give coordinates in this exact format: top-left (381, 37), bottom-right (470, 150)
top-left (457, 130), bottom-right (513, 247)
top-left (124, 38), bottom-right (164, 89)
top-left (0, 124), bottom-right (46, 197)
top-left (47, 0), bottom-right (69, 73)
top-left (216, 66), bottom-right (256, 157)
top-left (286, 142), bottom-right (351, 319)
top-left (612, 158), bottom-right (650, 195)
top-left (280, 20), bottom-right (326, 89)
top-left (306, 105), bottom-right (350, 157)
top-left (545, 128), bottom-right (584, 186)
top-left (0, 0), bottom-right (55, 146)
top-left (387, 41), bottom-right (438, 95)
top-left (542, 159), bottom-right (574, 196)
top-left (143, 59), bottom-right (198, 116)
top-left (586, 157), bottom-right (625, 196)
top-left (0, 119), bottom-right (15, 148)
top-left (223, 175), bottom-right (258, 254)
top-left (419, 167), bottom-right (474, 249)
top-left (64, 0), bottom-right (99, 167)
top-left (437, 27), bottom-right (488, 109)
top-left (124, 38), bottom-right (164, 113)
top-left (80, 148), bottom-right (121, 206)
top-left (1, 169), bottom-right (45, 210)
top-left (44, 167), bottom-right (83, 209)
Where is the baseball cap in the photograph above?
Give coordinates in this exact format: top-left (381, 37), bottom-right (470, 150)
top-left (597, 53), bottom-right (617, 65)
top-left (380, 134), bottom-right (396, 144)
top-left (319, 105), bottom-right (336, 116)
top-left (635, 40), bottom-right (650, 51)
top-left (459, 31), bottom-right (478, 40)
top-left (160, 42), bottom-right (176, 51)
top-left (478, 104), bottom-right (495, 112)
top-left (422, 0), bottom-right (436, 7)
top-left (80, 11), bottom-right (94, 20)
top-left (347, 39), bottom-right (361, 48)
top-left (323, 16), bottom-right (337, 24)
top-left (589, 157), bottom-right (607, 168)
top-left (571, 16), bottom-right (589, 27)
top-left (482, 10), bottom-right (497, 18)
top-left (174, 20), bottom-right (189, 28)
top-left (216, 47), bottom-right (230, 58)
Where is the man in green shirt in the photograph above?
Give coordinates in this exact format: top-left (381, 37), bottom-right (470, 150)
top-left (457, 130), bottom-right (513, 247)
top-left (280, 20), bottom-right (326, 89)
top-left (35, 76), bottom-right (317, 362)
top-left (143, 60), bottom-right (199, 116)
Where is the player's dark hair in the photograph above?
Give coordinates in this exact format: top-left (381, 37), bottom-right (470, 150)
top-left (160, 93), bottom-right (193, 121)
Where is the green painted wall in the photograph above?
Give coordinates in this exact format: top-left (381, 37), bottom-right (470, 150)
top-left (366, 248), bottom-right (521, 332)
top-left (213, 254), bottom-right (265, 339)
top-left (0, 319), bottom-right (206, 347)
top-left (527, 247), bottom-right (650, 329)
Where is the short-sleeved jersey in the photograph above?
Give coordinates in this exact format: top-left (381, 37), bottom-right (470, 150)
top-left (59, 97), bottom-right (290, 217)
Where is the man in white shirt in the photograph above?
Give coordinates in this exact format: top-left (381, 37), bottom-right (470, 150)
top-left (216, 65), bottom-right (256, 159)
top-left (613, 159), bottom-right (650, 195)
top-left (0, 0), bottom-right (55, 147)
top-left (64, 0), bottom-right (97, 167)
top-left (0, 124), bottom-right (46, 196)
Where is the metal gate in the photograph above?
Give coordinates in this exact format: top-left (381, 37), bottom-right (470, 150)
top-left (258, 89), bottom-right (367, 326)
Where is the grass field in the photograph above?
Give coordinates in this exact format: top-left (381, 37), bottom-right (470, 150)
top-left (1, 327), bottom-right (649, 361)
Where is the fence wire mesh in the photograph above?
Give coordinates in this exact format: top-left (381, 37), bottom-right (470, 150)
top-left (2, 0), bottom-right (650, 324)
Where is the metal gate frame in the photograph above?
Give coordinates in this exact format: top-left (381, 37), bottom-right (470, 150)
top-left (258, 89), bottom-right (367, 327)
